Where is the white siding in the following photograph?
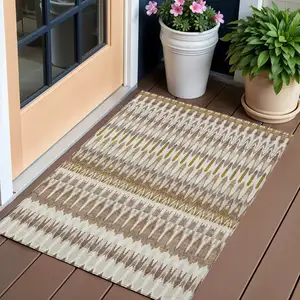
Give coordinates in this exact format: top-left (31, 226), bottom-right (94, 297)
top-left (264, 0), bottom-right (300, 10)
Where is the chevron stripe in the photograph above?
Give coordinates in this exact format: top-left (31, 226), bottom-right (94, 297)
top-left (0, 91), bottom-right (290, 300)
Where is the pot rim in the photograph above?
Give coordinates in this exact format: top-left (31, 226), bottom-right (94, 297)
top-left (159, 18), bottom-right (220, 36)
top-left (245, 74), bottom-right (300, 88)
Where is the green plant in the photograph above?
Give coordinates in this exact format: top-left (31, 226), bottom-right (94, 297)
top-left (221, 3), bottom-right (300, 94)
top-left (145, 1), bottom-right (224, 33)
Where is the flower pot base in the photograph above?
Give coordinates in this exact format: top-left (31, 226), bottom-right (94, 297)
top-left (241, 94), bottom-right (300, 124)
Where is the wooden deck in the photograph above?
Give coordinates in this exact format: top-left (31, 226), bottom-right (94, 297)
top-left (1, 66), bottom-right (300, 300)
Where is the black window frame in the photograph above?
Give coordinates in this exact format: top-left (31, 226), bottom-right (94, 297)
top-left (18, 0), bottom-right (107, 108)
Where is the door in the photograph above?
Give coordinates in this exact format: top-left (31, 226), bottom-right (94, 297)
top-left (6, 0), bottom-right (123, 178)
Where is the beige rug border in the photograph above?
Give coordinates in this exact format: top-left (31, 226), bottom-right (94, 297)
top-left (140, 90), bottom-right (293, 140)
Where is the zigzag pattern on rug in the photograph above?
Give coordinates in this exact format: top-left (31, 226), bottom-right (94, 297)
top-left (0, 91), bottom-right (290, 300)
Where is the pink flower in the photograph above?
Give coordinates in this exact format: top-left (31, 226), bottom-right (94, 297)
top-left (175, 0), bottom-right (185, 5)
top-left (145, 1), bottom-right (158, 16)
top-left (170, 3), bottom-right (183, 16)
top-left (213, 11), bottom-right (224, 24)
top-left (190, 0), bottom-right (206, 14)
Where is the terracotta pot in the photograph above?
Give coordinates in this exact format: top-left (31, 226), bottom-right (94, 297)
top-left (242, 74), bottom-right (300, 123)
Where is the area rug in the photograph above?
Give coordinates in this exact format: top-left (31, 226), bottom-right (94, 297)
top-left (0, 91), bottom-right (290, 300)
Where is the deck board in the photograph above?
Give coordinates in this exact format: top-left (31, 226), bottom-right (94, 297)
top-left (103, 285), bottom-right (149, 300)
top-left (0, 240), bottom-right (40, 297)
top-left (241, 190), bottom-right (300, 300)
top-left (206, 85), bottom-right (244, 115)
top-left (265, 112), bottom-right (300, 134)
top-left (193, 128), bottom-right (300, 300)
top-left (232, 106), bottom-right (262, 124)
top-left (150, 77), bottom-right (175, 99)
top-left (291, 279), bottom-right (300, 300)
top-left (0, 236), bottom-right (6, 246)
top-left (51, 269), bottom-right (112, 300)
top-left (138, 64), bottom-right (164, 92)
top-left (0, 255), bottom-right (74, 300)
top-left (177, 79), bottom-right (225, 108)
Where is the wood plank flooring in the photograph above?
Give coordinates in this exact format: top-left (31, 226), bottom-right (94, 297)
top-left (1, 65), bottom-right (300, 300)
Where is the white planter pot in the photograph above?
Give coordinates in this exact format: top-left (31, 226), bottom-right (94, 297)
top-left (160, 19), bottom-right (220, 99)
top-left (242, 74), bottom-right (300, 123)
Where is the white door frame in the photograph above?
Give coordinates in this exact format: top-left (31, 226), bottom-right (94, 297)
top-left (234, 0), bottom-right (263, 82)
top-left (0, 0), bottom-right (139, 207)
top-left (238, 0), bottom-right (263, 19)
top-left (124, 0), bottom-right (139, 88)
top-left (0, 0), bottom-right (14, 207)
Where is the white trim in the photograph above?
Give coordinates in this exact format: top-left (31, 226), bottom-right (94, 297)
top-left (0, 0), bottom-right (14, 206)
top-left (234, 0), bottom-right (263, 83)
top-left (123, 0), bottom-right (139, 88)
top-left (12, 86), bottom-right (134, 198)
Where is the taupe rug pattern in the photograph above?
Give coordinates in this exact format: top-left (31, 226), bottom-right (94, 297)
top-left (0, 92), bottom-right (290, 300)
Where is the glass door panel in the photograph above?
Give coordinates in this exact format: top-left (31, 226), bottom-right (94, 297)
top-left (15, 0), bottom-right (107, 107)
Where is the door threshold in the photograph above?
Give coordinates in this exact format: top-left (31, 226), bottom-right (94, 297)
top-left (12, 85), bottom-right (135, 199)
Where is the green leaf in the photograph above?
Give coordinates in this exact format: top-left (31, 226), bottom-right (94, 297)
top-left (257, 51), bottom-right (269, 68)
top-left (284, 10), bottom-right (289, 25)
top-left (242, 69), bottom-right (249, 76)
top-left (251, 6), bottom-right (265, 18)
top-left (293, 43), bottom-right (300, 54)
top-left (279, 19), bottom-right (286, 33)
top-left (228, 20), bottom-right (240, 25)
top-left (251, 56), bottom-right (258, 67)
top-left (289, 13), bottom-right (300, 35)
top-left (272, 2), bottom-right (280, 15)
top-left (267, 30), bottom-right (278, 37)
top-left (275, 47), bottom-right (281, 56)
top-left (270, 51), bottom-right (280, 65)
top-left (266, 8), bottom-right (279, 26)
top-left (274, 76), bottom-right (283, 94)
top-left (275, 40), bottom-right (282, 47)
top-left (268, 72), bottom-right (274, 80)
top-left (265, 22), bottom-right (277, 32)
top-left (294, 57), bottom-right (300, 65)
top-left (258, 20), bottom-right (269, 30)
top-left (294, 72), bottom-right (300, 83)
top-left (287, 46), bottom-right (295, 57)
top-left (229, 63), bottom-right (239, 73)
top-left (266, 37), bottom-right (275, 44)
top-left (239, 54), bottom-right (254, 68)
top-left (221, 33), bottom-right (232, 42)
top-left (287, 59), bottom-right (296, 74)
top-left (251, 65), bottom-right (259, 74)
top-left (272, 63), bottom-right (282, 75)
top-left (242, 45), bottom-right (256, 54)
top-left (283, 52), bottom-right (290, 61)
top-left (229, 52), bottom-right (241, 65)
top-left (279, 35), bottom-right (287, 42)
top-left (282, 46), bottom-right (290, 55)
top-left (281, 72), bottom-right (291, 86)
top-left (249, 39), bottom-right (264, 45)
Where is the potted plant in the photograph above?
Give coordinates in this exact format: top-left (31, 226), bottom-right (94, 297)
top-left (145, 0), bottom-right (224, 99)
top-left (222, 3), bottom-right (300, 123)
